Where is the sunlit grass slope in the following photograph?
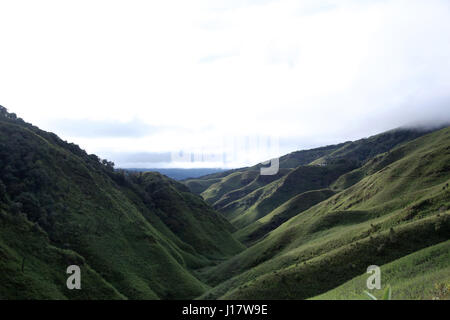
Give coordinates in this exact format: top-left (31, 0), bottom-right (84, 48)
top-left (234, 189), bottom-right (335, 245)
top-left (312, 240), bottom-right (450, 300)
top-left (187, 128), bottom-right (433, 232)
top-left (198, 127), bottom-right (450, 300)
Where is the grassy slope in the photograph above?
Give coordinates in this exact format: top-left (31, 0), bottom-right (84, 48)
top-left (225, 160), bottom-right (357, 229)
top-left (133, 173), bottom-right (244, 258)
top-left (212, 169), bottom-right (292, 211)
top-left (183, 145), bottom-right (342, 195)
top-left (0, 112), bottom-right (243, 299)
top-left (183, 177), bottom-right (223, 195)
top-left (0, 208), bottom-right (126, 299)
top-left (201, 171), bottom-right (260, 204)
top-left (198, 127), bottom-right (450, 299)
top-left (234, 189), bottom-right (335, 245)
top-left (308, 127), bottom-right (433, 165)
top-left (312, 240), bottom-right (450, 300)
top-left (186, 128), bottom-right (433, 232)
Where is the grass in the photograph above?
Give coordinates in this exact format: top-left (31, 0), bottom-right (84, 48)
top-left (234, 189), bottom-right (335, 245)
top-left (197, 127), bottom-right (450, 299)
top-left (212, 169), bottom-right (292, 211)
top-left (226, 160), bottom-right (357, 229)
top-left (201, 170), bottom-right (260, 204)
top-left (312, 240), bottom-right (450, 300)
top-left (202, 213), bottom-right (449, 300)
top-left (0, 111), bottom-right (244, 299)
top-left (186, 127), bottom-right (431, 203)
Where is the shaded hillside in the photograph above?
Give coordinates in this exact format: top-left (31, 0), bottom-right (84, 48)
top-left (198, 127), bottom-right (450, 300)
top-left (127, 172), bottom-right (243, 258)
top-left (0, 106), bottom-right (243, 299)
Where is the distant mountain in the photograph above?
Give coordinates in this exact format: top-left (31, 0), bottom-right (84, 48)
top-left (123, 168), bottom-right (227, 181)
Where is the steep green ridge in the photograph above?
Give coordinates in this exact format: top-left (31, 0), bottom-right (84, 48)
top-left (0, 210), bottom-right (125, 299)
top-left (0, 107), bottom-right (243, 299)
top-left (312, 240), bottom-right (450, 300)
top-left (183, 168), bottom-right (247, 195)
top-left (224, 159), bottom-right (357, 229)
top-left (217, 214), bottom-right (449, 300)
top-left (183, 177), bottom-right (223, 195)
top-left (212, 169), bottom-right (292, 210)
top-left (201, 170), bottom-right (260, 204)
top-left (183, 144), bottom-right (343, 196)
top-left (308, 128), bottom-right (434, 166)
top-left (129, 173), bottom-right (243, 258)
top-left (234, 189), bottom-right (335, 245)
top-left (186, 128), bottom-right (435, 230)
top-left (198, 127), bottom-right (450, 299)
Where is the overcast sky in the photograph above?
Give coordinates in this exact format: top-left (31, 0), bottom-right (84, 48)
top-left (1, 0), bottom-right (449, 168)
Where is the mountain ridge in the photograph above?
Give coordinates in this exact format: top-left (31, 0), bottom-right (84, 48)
top-left (0, 106), bottom-right (243, 299)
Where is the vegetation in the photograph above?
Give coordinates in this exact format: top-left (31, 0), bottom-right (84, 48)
top-left (0, 106), bottom-right (243, 299)
top-left (196, 126), bottom-right (450, 300)
top-left (313, 240), bottom-right (450, 300)
top-left (234, 189), bottom-right (335, 245)
top-left (1, 104), bottom-right (449, 300)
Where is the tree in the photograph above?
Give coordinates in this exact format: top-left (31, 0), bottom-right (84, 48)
top-left (0, 105), bottom-right (7, 116)
top-left (0, 180), bottom-right (6, 200)
top-left (89, 154), bottom-right (100, 163)
top-left (16, 192), bottom-right (42, 221)
top-left (11, 202), bottom-right (23, 215)
top-left (101, 159), bottom-right (115, 171)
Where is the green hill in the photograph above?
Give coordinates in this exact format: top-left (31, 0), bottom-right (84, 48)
top-left (224, 160), bottom-right (357, 229)
top-left (234, 189), bottom-right (335, 245)
top-left (198, 126), bottom-right (450, 299)
top-left (0, 107), bottom-right (243, 299)
top-left (186, 127), bottom-right (435, 230)
top-left (312, 240), bottom-right (450, 300)
top-left (212, 169), bottom-right (292, 211)
top-left (201, 170), bottom-right (260, 205)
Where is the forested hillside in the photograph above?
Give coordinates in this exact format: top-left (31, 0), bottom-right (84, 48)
top-left (0, 106), bottom-right (243, 299)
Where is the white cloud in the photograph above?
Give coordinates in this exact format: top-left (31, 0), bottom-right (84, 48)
top-left (0, 0), bottom-right (449, 167)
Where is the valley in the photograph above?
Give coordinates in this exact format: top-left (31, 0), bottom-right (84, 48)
top-left (0, 106), bottom-right (449, 300)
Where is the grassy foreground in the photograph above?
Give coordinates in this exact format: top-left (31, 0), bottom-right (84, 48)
top-left (313, 240), bottom-right (450, 300)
